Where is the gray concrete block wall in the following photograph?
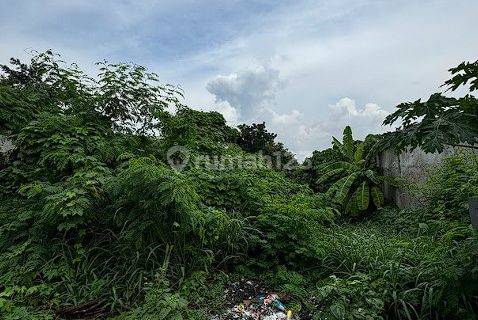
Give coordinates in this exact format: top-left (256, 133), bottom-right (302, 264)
top-left (377, 147), bottom-right (457, 208)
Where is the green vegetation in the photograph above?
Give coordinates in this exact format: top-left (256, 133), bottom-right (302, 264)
top-left (316, 126), bottom-right (384, 216)
top-left (1, 52), bottom-right (477, 319)
top-left (383, 60), bottom-right (478, 153)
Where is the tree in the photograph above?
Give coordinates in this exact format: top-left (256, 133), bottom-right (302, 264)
top-left (237, 122), bottom-right (277, 153)
top-left (383, 60), bottom-right (478, 153)
top-left (96, 61), bottom-right (184, 135)
top-left (237, 122), bottom-right (296, 170)
top-left (159, 108), bottom-right (238, 149)
top-left (0, 50), bottom-right (183, 136)
top-left (317, 126), bottom-right (384, 215)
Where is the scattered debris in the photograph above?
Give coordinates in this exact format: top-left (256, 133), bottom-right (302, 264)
top-left (211, 279), bottom-right (296, 319)
top-left (56, 299), bottom-right (110, 319)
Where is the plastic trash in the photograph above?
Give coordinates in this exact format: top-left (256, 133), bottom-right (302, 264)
top-left (271, 299), bottom-right (285, 312)
top-left (259, 293), bottom-right (286, 311)
top-left (213, 279), bottom-right (293, 319)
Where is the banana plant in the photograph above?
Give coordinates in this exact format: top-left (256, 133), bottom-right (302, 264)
top-left (317, 126), bottom-right (384, 215)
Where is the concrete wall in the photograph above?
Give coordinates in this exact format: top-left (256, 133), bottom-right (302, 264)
top-left (377, 147), bottom-right (457, 208)
top-left (0, 135), bottom-right (14, 154)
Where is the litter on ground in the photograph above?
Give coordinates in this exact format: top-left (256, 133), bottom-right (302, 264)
top-left (211, 279), bottom-right (295, 320)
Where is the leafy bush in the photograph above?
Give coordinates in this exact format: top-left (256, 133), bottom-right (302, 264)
top-left (310, 207), bottom-right (478, 319)
top-left (159, 107), bottom-right (239, 155)
top-left (421, 151), bottom-right (478, 220)
top-left (314, 273), bottom-right (385, 320)
top-left (188, 167), bottom-right (336, 266)
top-left (237, 122), bottom-right (296, 170)
top-left (114, 279), bottom-right (189, 320)
top-left (108, 157), bottom-right (249, 269)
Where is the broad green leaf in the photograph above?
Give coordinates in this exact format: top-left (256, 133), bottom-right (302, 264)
top-left (354, 142), bottom-right (364, 163)
top-left (318, 160), bottom-right (355, 173)
top-left (371, 186), bottom-right (384, 208)
top-left (332, 136), bottom-right (346, 157)
top-left (330, 302), bottom-right (346, 319)
top-left (357, 181), bottom-right (370, 211)
top-left (317, 168), bottom-right (345, 184)
top-left (346, 190), bottom-right (360, 215)
top-left (325, 176), bottom-right (348, 199)
top-left (334, 172), bottom-right (359, 204)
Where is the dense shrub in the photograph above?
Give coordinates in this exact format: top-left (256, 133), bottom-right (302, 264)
top-left (0, 52), bottom-right (336, 317)
top-left (421, 151), bottom-right (478, 220)
top-left (309, 207), bottom-right (478, 319)
top-left (314, 273), bottom-right (385, 320)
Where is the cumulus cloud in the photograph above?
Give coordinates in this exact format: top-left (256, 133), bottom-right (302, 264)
top-left (326, 97), bottom-right (390, 143)
top-left (188, 0), bottom-right (478, 159)
top-left (282, 97), bottom-right (390, 160)
top-left (214, 101), bottom-right (240, 125)
top-left (295, 97), bottom-right (389, 142)
top-left (330, 97), bottom-right (389, 121)
top-left (270, 109), bottom-right (301, 125)
top-left (206, 66), bottom-right (282, 120)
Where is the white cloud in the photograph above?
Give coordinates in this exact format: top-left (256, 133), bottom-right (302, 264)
top-left (186, 0), bottom-right (478, 159)
top-left (270, 109), bottom-right (301, 125)
top-left (280, 97), bottom-right (390, 160)
top-left (214, 101), bottom-right (240, 126)
top-left (1, 0), bottom-right (477, 160)
top-left (330, 97), bottom-right (388, 121)
top-left (206, 66), bottom-right (282, 121)
top-left (327, 97), bottom-right (390, 140)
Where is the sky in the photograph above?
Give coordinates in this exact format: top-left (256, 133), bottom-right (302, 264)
top-left (1, 0), bottom-right (477, 159)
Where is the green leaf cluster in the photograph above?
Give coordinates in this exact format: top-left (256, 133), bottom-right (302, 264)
top-left (317, 126), bottom-right (384, 215)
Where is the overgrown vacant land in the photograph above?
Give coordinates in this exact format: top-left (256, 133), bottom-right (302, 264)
top-left (1, 52), bottom-right (477, 319)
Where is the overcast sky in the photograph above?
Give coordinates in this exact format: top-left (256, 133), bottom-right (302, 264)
top-left (1, 0), bottom-right (477, 159)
